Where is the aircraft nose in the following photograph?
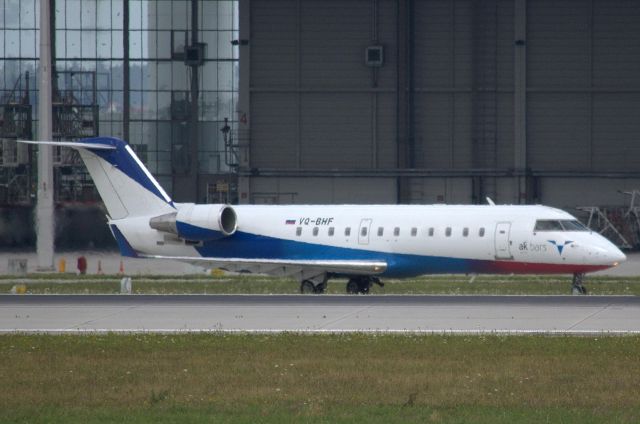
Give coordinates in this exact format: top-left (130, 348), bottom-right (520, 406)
top-left (584, 241), bottom-right (626, 267)
top-left (610, 247), bottom-right (627, 265)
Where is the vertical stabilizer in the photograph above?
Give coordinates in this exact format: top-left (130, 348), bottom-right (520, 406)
top-left (20, 137), bottom-right (176, 219)
top-left (76, 137), bottom-right (175, 219)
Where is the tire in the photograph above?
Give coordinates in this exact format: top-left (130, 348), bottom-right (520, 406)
top-left (300, 280), bottom-right (316, 294)
top-left (572, 285), bottom-right (587, 295)
top-left (346, 279), bottom-right (359, 294)
top-left (357, 278), bottom-right (371, 294)
top-left (314, 282), bottom-right (327, 294)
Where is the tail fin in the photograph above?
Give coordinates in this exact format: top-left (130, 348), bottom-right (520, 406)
top-left (19, 137), bottom-right (175, 219)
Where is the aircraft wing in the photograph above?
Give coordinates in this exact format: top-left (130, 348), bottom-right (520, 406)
top-left (140, 255), bottom-right (387, 279)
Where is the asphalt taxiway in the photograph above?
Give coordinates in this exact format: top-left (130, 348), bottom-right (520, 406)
top-left (1, 294), bottom-right (639, 334)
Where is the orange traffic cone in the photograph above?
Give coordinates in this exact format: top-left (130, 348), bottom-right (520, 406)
top-left (118, 260), bottom-right (124, 275)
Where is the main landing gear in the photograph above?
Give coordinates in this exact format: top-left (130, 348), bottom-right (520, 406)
top-left (300, 279), bottom-right (327, 294)
top-left (346, 276), bottom-right (383, 295)
top-left (299, 275), bottom-right (384, 294)
top-left (572, 273), bottom-right (587, 295)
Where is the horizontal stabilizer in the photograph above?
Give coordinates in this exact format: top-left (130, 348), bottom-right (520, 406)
top-left (18, 140), bottom-right (117, 150)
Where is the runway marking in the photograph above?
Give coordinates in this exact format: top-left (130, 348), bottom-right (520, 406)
top-left (566, 302), bottom-right (613, 331)
top-left (316, 304), bottom-right (375, 329)
top-left (70, 305), bottom-right (141, 331)
top-left (2, 328), bottom-right (640, 335)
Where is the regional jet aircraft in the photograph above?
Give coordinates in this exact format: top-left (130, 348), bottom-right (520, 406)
top-left (20, 137), bottom-right (626, 294)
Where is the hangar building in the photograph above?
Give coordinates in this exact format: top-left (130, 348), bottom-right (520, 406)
top-left (239, 0), bottom-right (640, 207)
top-left (1, 0), bottom-right (640, 248)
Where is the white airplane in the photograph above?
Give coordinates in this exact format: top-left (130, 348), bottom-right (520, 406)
top-left (20, 137), bottom-right (626, 295)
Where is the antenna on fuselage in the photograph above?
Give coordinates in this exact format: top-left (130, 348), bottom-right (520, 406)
top-left (486, 197), bottom-right (496, 206)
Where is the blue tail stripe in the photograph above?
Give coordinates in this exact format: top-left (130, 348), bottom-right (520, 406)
top-left (81, 136), bottom-right (173, 206)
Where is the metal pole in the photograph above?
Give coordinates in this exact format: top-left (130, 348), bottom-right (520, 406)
top-left (190, 0), bottom-right (200, 201)
top-left (37, 0), bottom-right (55, 270)
top-left (236, 0), bottom-right (251, 204)
top-left (123, 0), bottom-right (129, 141)
top-left (514, 0), bottom-right (527, 203)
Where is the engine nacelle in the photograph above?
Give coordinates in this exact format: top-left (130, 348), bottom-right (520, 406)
top-left (149, 204), bottom-right (237, 241)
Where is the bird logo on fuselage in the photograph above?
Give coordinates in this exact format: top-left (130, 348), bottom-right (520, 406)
top-left (548, 240), bottom-right (573, 255)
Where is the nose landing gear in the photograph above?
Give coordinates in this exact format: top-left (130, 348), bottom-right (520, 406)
top-left (572, 273), bottom-right (587, 295)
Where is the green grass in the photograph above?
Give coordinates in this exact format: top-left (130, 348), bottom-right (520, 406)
top-left (1, 274), bottom-right (640, 295)
top-left (1, 333), bottom-right (639, 422)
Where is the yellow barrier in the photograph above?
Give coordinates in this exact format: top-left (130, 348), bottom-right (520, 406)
top-left (211, 268), bottom-right (225, 277)
top-left (11, 284), bottom-right (27, 294)
top-left (58, 258), bottom-right (66, 273)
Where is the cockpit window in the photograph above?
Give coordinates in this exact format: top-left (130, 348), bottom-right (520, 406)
top-left (559, 220), bottom-right (589, 231)
top-left (534, 220), bottom-right (564, 231)
top-left (534, 219), bottom-right (589, 232)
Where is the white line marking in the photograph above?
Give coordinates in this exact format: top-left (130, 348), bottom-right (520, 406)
top-left (2, 328), bottom-right (640, 335)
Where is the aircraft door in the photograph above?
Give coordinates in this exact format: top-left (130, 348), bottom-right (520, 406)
top-left (494, 222), bottom-right (513, 259)
top-left (358, 219), bottom-right (372, 245)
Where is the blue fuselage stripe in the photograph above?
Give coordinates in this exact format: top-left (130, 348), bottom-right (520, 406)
top-left (195, 231), bottom-right (475, 277)
top-left (176, 221), bottom-right (226, 241)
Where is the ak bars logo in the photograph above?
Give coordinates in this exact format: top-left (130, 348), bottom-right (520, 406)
top-left (548, 240), bottom-right (573, 255)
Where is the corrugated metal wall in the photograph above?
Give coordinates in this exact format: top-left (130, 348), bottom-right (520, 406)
top-left (240, 0), bottom-right (640, 206)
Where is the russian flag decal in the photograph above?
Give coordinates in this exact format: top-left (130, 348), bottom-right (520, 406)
top-left (285, 219), bottom-right (296, 225)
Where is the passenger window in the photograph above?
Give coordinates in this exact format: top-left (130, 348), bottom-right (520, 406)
top-left (328, 227), bottom-right (335, 236)
top-left (428, 227), bottom-right (434, 237)
top-left (345, 227), bottom-right (351, 236)
top-left (361, 227), bottom-right (368, 237)
top-left (463, 227), bottom-right (469, 237)
top-left (378, 227), bottom-right (384, 236)
top-left (479, 227), bottom-right (485, 237)
top-left (394, 227), bottom-right (400, 237)
top-left (296, 227), bottom-right (302, 236)
top-left (411, 227), bottom-right (417, 237)
top-left (445, 227), bottom-right (452, 237)
top-left (313, 227), bottom-right (319, 236)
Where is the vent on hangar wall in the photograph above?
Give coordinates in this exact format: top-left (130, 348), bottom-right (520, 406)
top-left (365, 46), bottom-right (384, 67)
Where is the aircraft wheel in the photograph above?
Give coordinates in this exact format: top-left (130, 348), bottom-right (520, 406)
top-left (572, 285), bottom-right (587, 295)
top-left (571, 273), bottom-right (587, 295)
top-left (357, 279), bottom-right (371, 294)
top-left (314, 282), bottom-right (327, 294)
top-left (300, 280), bottom-right (316, 294)
top-left (346, 279), bottom-right (359, 294)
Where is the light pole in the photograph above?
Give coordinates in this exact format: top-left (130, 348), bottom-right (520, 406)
top-left (36, 0), bottom-right (54, 271)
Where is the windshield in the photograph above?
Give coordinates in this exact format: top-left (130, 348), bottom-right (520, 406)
top-left (534, 219), bottom-right (589, 232)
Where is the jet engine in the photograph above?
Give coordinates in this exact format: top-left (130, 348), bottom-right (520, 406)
top-left (149, 204), bottom-right (237, 241)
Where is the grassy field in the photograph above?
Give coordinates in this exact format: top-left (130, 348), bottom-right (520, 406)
top-left (1, 273), bottom-right (640, 295)
top-left (1, 333), bottom-right (639, 423)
